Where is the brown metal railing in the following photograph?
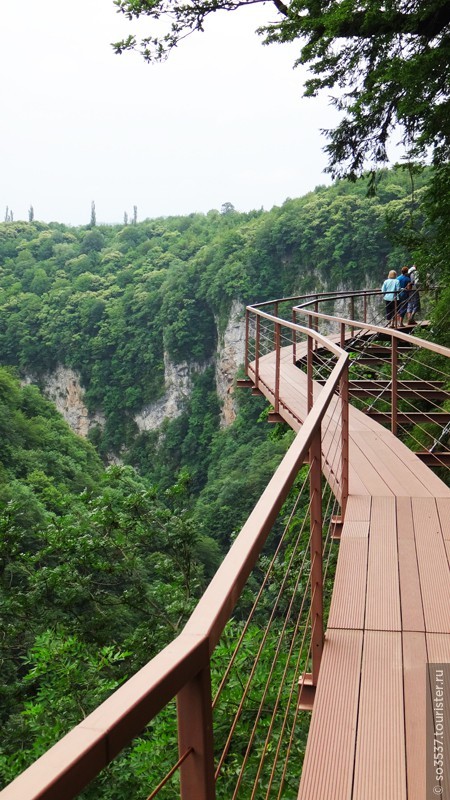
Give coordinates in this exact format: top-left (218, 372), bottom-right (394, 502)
top-left (290, 294), bottom-right (450, 469)
top-left (4, 288), bottom-right (446, 800)
top-left (1, 311), bottom-right (349, 800)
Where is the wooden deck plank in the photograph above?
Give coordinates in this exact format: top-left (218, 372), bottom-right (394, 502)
top-left (445, 539), bottom-right (450, 564)
top-left (374, 429), bottom-right (450, 498)
top-left (352, 631), bottom-right (406, 800)
top-left (436, 497), bottom-right (450, 539)
top-left (251, 331), bottom-right (450, 800)
top-left (365, 497), bottom-right (401, 631)
top-left (346, 469), bottom-right (372, 497)
top-left (426, 631), bottom-right (450, 664)
top-left (297, 630), bottom-right (363, 800)
top-left (398, 539), bottom-right (425, 632)
top-left (327, 539), bottom-right (367, 630)
top-left (348, 442), bottom-right (395, 497)
top-left (396, 496), bottom-right (414, 539)
top-left (396, 497), bottom-right (426, 632)
top-left (403, 632), bottom-right (428, 800)
top-left (412, 498), bottom-right (450, 633)
top-left (352, 431), bottom-right (433, 498)
top-left (340, 520), bottom-right (370, 538)
top-left (352, 431), bottom-right (421, 497)
top-left (343, 496), bottom-right (372, 522)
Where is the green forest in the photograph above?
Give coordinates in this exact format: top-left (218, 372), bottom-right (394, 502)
top-left (3, 0), bottom-right (450, 789)
top-left (0, 166), bottom-right (448, 796)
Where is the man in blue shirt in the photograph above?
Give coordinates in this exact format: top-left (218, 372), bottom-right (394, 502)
top-left (397, 266), bottom-right (411, 325)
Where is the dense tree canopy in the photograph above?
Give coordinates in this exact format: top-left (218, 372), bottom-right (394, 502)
top-left (0, 170), bottom-right (427, 453)
top-left (0, 0), bottom-right (448, 784)
top-left (0, 171), bottom-right (446, 794)
top-left (114, 0), bottom-right (450, 178)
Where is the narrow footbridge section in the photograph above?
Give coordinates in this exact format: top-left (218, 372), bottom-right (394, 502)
top-left (245, 293), bottom-right (450, 799)
top-left (1, 290), bottom-right (449, 800)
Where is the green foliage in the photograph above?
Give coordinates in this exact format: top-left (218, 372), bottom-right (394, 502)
top-left (0, 173), bottom-right (425, 454)
top-left (192, 390), bottom-right (295, 548)
top-left (112, 0), bottom-right (450, 317)
top-left (0, 167), bottom-right (447, 795)
top-left (0, 631), bottom-right (128, 784)
top-left (126, 367), bottom-right (220, 493)
top-left (113, 1), bottom-right (450, 175)
top-left (0, 373), bottom-right (222, 789)
top-left (0, 466), bottom-right (216, 787)
top-left (0, 368), bottom-right (103, 496)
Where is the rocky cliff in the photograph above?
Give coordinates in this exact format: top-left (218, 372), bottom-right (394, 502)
top-left (28, 301), bottom-right (247, 439)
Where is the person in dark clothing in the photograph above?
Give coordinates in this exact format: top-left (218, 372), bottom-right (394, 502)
top-left (397, 266), bottom-right (411, 325)
top-left (406, 265), bottom-right (421, 324)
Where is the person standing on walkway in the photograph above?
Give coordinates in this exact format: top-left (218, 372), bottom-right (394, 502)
top-left (381, 270), bottom-right (400, 326)
top-left (406, 265), bottom-right (421, 324)
top-left (397, 266), bottom-right (411, 325)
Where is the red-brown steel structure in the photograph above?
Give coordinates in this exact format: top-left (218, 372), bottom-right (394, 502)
top-left (1, 289), bottom-right (449, 800)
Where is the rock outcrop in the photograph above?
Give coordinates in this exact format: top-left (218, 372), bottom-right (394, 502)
top-left (134, 352), bottom-right (212, 432)
top-left (215, 299), bottom-right (246, 426)
top-left (24, 366), bottom-right (105, 438)
top-left (25, 302), bottom-right (247, 439)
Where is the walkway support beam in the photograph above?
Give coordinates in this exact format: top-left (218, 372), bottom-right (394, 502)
top-left (309, 427), bottom-right (323, 685)
top-left (177, 666), bottom-right (216, 800)
top-left (244, 309), bottom-right (249, 375)
top-left (307, 331), bottom-right (314, 413)
top-left (340, 360), bottom-right (349, 515)
top-left (275, 322), bottom-right (281, 414)
top-left (392, 336), bottom-right (398, 436)
top-left (255, 315), bottom-right (260, 387)
top-left (292, 308), bottom-right (297, 364)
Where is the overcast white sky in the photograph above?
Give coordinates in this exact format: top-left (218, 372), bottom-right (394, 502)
top-left (1, 0), bottom-right (339, 226)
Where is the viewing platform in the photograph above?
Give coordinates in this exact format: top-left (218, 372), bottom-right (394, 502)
top-left (2, 290), bottom-right (449, 800)
top-left (247, 305), bottom-right (450, 800)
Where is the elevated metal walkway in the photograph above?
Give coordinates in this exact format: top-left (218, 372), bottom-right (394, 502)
top-left (1, 290), bottom-right (449, 800)
top-left (247, 317), bottom-right (449, 799)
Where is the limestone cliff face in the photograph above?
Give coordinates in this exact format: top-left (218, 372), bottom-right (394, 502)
top-left (26, 303), bottom-right (247, 439)
top-left (134, 352), bottom-right (212, 432)
top-left (215, 299), bottom-right (246, 427)
top-left (24, 366), bottom-right (105, 438)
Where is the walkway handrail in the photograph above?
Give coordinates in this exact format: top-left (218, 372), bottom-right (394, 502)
top-left (252, 285), bottom-right (439, 331)
top-left (246, 307), bottom-right (344, 356)
top-left (292, 304), bottom-right (450, 358)
top-left (248, 289), bottom-right (383, 311)
top-left (1, 314), bottom-right (349, 800)
top-left (6, 286), bottom-right (448, 800)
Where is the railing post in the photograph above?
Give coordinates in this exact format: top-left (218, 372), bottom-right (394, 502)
top-left (391, 335), bottom-right (398, 435)
top-left (245, 309), bottom-right (249, 375)
top-left (177, 665), bottom-right (216, 800)
top-left (292, 308), bottom-right (297, 364)
top-left (340, 359), bottom-right (349, 516)
top-left (310, 426), bottom-right (323, 685)
top-left (255, 314), bottom-right (260, 387)
top-left (275, 322), bottom-right (281, 414)
top-left (307, 331), bottom-right (314, 413)
top-left (298, 425), bottom-right (323, 712)
top-left (363, 292), bottom-right (368, 324)
top-left (340, 322), bottom-right (346, 349)
top-left (349, 296), bottom-right (355, 337)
